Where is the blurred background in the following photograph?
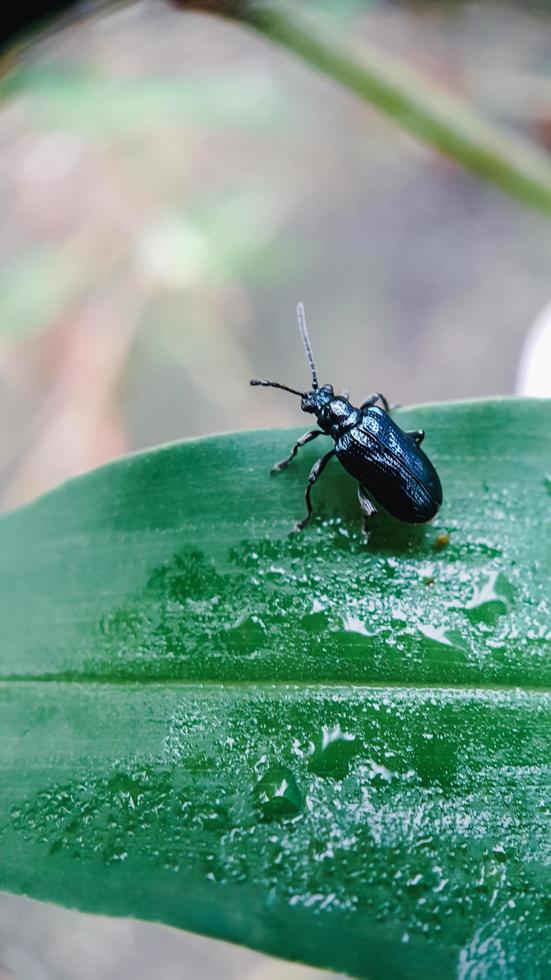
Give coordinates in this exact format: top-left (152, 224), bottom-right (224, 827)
top-left (0, 0), bottom-right (550, 976)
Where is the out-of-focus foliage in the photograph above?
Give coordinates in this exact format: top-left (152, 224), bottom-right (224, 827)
top-left (6, 67), bottom-right (294, 134)
top-left (0, 0), bottom-right (550, 515)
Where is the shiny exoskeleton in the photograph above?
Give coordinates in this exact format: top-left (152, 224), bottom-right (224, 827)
top-left (250, 304), bottom-right (443, 534)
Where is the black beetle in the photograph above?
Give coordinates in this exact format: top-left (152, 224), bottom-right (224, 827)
top-left (250, 303), bottom-right (443, 534)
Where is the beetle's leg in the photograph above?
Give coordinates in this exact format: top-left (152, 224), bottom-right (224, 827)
top-left (271, 429), bottom-right (325, 474)
top-left (294, 449), bottom-right (335, 532)
top-left (357, 484), bottom-right (377, 538)
top-left (360, 392), bottom-right (391, 412)
top-left (407, 429), bottom-right (425, 446)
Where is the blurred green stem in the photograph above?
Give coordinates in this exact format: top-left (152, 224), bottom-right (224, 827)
top-left (231, 2), bottom-right (551, 217)
top-left (4, 0), bottom-right (551, 216)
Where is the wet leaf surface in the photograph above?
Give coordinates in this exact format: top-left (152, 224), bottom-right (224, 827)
top-left (0, 399), bottom-right (549, 978)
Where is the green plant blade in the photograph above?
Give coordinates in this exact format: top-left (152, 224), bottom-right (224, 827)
top-left (0, 398), bottom-right (550, 978)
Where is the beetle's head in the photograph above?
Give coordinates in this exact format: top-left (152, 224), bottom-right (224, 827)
top-left (301, 384), bottom-right (334, 416)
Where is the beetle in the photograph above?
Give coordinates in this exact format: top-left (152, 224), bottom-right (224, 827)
top-left (250, 303), bottom-right (443, 534)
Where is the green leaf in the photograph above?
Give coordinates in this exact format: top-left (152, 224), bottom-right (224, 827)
top-left (0, 398), bottom-right (549, 978)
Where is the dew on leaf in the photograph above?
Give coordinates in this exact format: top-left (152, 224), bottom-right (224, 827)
top-left (253, 767), bottom-right (302, 820)
top-left (201, 804), bottom-right (230, 832)
top-left (464, 571), bottom-right (514, 626)
top-left (308, 723), bottom-right (359, 779)
top-left (300, 607), bottom-right (332, 635)
top-left (223, 612), bottom-right (267, 654)
top-left (163, 852), bottom-right (179, 871)
top-left (103, 842), bottom-right (128, 864)
top-left (405, 872), bottom-right (427, 896)
top-left (367, 759), bottom-right (395, 786)
top-left (492, 844), bottom-right (508, 863)
top-left (342, 613), bottom-right (370, 636)
top-left (419, 625), bottom-right (467, 652)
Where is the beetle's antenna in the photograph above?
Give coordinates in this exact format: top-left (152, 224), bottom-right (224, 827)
top-left (296, 302), bottom-right (318, 390)
top-left (250, 379), bottom-right (306, 397)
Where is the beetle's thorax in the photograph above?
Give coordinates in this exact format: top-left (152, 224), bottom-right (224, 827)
top-left (301, 385), bottom-right (361, 438)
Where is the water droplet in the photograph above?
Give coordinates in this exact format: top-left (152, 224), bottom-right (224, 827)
top-left (464, 570), bottom-right (514, 626)
top-left (308, 723), bottom-right (358, 779)
top-left (107, 771), bottom-right (143, 808)
top-left (163, 851), bottom-right (179, 871)
top-left (202, 804), bottom-right (230, 831)
top-left (391, 608), bottom-right (408, 625)
top-left (492, 844), bottom-right (508, 863)
top-left (103, 841), bottom-right (128, 863)
top-left (368, 759), bottom-right (394, 786)
top-left (405, 872), bottom-right (427, 895)
top-left (419, 624), bottom-right (467, 651)
top-left (204, 852), bottom-right (225, 882)
top-left (253, 767), bottom-right (302, 820)
top-left (342, 614), bottom-right (369, 636)
top-left (301, 605), bottom-right (331, 635)
top-left (433, 531), bottom-right (450, 550)
top-left (223, 612), bottom-right (267, 653)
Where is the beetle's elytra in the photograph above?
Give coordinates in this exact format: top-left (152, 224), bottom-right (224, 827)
top-left (250, 303), bottom-right (443, 534)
